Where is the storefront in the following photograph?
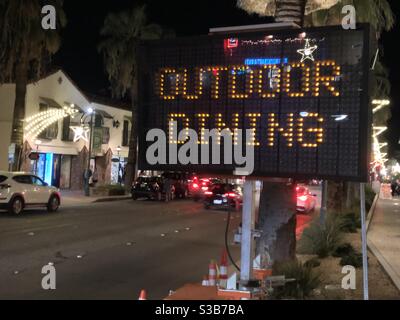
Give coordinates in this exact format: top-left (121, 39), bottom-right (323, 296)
top-left (34, 153), bottom-right (73, 189)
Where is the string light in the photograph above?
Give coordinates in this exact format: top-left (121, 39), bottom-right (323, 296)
top-left (297, 39), bottom-right (318, 62)
top-left (24, 106), bottom-right (78, 140)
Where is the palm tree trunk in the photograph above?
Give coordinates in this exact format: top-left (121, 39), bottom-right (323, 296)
top-left (328, 181), bottom-right (344, 213)
top-left (275, 0), bottom-right (307, 25)
top-left (124, 78), bottom-right (138, 191)
top-left (11, 45), bottom-right (29, 171)
top-left (256, 0), bottom-right (306, 264)
top-left (257, 181), bottom-right (297, 263)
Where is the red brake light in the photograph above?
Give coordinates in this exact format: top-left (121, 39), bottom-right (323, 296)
top-left (192, 183), bottom-right (199, 189)
top-left (225, 192), bottom-right (237, 198)
top-left (202, 186), bottom-right (208, 191)
top-left (205, 191), bottom-right (213, 195)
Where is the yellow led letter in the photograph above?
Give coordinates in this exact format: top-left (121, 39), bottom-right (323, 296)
top-left (258, 65), bottom-right (281, 98)
top-left (267, 113), bottom-right (295, 147)
top-left (159, 69), bottom-right (180, 100)
top-left (229, 65), bottom-right (254, 99)
top-left (297, 113), bottom-right (324, 148)
top-left (283, 63), bottom-right (310, 97)
top-left (182, 68), bottom-right (204, 100)
top-left (168, 113), bottom-right (190, 144)
top-left (313, 61), bottom-right (341, 97)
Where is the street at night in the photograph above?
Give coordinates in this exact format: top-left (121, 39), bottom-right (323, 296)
top-left (1, 0), bottom-right (400, 311)
top-left (0, 198), bottom-right (242, 300)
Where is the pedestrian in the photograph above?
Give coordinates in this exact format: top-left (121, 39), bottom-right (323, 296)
top-left (391, 178), bottom-right (399, 197)
top-left (83, 167), bottom-right (93, 196)
top-left (163, 177), bottom-right (172, 202)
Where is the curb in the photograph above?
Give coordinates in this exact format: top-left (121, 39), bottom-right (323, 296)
top-left (368, 240), bottom-right (400, 292)
top-left (366, 191), bottom-right (400, 293)
top-left (93, 196), bottom-right (131, 203)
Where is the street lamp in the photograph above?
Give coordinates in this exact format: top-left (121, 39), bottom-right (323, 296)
top-left (34, 139), bottom-right (42, 175)
top-left (82, 107), bottom-right (95, 197)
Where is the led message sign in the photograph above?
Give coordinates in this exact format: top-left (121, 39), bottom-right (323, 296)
top-left (138, 25), bottom-right (372, 181)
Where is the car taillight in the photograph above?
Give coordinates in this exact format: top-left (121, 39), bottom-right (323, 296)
top-left (298, 195), bottom-right (308, 202)
top-left (225, 192), bottom-right (237, 198)
top-left (205, 191), bottom-right (213, 195)
top-left (0, 184), bottom-right (11, 190)
top-left (192, 183), bottom-right (199, 189)
top-left (202, 186), bottom-right (208, 191)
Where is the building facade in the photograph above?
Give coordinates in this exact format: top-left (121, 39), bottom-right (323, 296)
top-left (0, 70), bottom-right (132, 190)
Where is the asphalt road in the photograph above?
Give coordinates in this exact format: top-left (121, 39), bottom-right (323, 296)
top-left (0, 186), bottom-right (320, 300)
top-left (0, 199), bottom-right (242, 300)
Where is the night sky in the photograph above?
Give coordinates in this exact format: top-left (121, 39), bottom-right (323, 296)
top-left (53, 0), bottom-right (400, 155)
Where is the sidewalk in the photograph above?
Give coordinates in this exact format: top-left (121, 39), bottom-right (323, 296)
top-left (368, 188), bottom-right (400, 291)
top-left (61, 190), bottom-right (131, 206)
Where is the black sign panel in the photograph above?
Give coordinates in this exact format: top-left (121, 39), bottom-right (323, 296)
top-left (138, 25), bottom-right (372, 181)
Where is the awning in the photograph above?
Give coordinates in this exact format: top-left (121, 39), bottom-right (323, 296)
top-left (40, 97), bottom-right (63, 109)
top-left (96, 110), bottom-right (113, 119)
top-left (37, 145), bottom-right (79, 156)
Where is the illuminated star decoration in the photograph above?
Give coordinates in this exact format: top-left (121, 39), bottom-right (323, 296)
top-left (297, 39), bottom-right (318, 63)
top-left (70, 126), bottom-right (90, 143)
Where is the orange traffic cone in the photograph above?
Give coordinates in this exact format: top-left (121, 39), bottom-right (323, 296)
top-left (138, 289), bottom-right (147, 300)
top-left (208, 260), bottom-right (217, 286)
top-left (219, 250), bottom-right (228, 289)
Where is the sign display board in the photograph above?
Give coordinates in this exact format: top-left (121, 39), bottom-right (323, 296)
top-left (138, 25), bottom-right (372, 181)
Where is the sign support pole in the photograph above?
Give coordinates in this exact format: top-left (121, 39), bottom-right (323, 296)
top-left (240, 180), bottom-right (256, 287)
top-left (320, 180), bottom-right (328, 227)
top-left (360, 182), bottom-right (369, 300)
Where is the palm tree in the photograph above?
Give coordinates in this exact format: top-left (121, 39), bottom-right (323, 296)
top-left (98, 5), bottom-right (164, 191)
top-left (0, 0), bottom-right (66, 170)
top-left (237, 0), bottom-right (394, 263)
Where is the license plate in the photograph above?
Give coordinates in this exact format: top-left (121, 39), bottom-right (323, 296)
top-left (213, 200), bottom-right (223, 205)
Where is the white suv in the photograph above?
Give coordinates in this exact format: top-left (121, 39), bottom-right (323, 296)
top-left (0, 172), bottom-right (61, 215)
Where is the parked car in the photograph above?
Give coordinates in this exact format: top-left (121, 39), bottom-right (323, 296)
top-left (203, 183), bottom-right (243, 210)
top-left (189, 177), bottom-right (222, 201)
top-left (131, 176), bottom-right (165, 200)
top-left (0, 172), bottom-right (61, 215)
top-left (296, 185), bottom-right (317, 214)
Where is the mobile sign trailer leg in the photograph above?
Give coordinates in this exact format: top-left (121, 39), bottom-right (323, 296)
top-left (240, 180), bottom-right (257, 287)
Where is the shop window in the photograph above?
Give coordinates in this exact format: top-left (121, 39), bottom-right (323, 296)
top-left (38, 103), bottom-right (58, 140)
top-left (62, 116), bottom-right (72, 141)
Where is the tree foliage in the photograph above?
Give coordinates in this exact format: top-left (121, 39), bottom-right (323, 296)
top-left (0, 0), bottom-right (67, 84)
top-left (98, 4), bottom-right (163, 99)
